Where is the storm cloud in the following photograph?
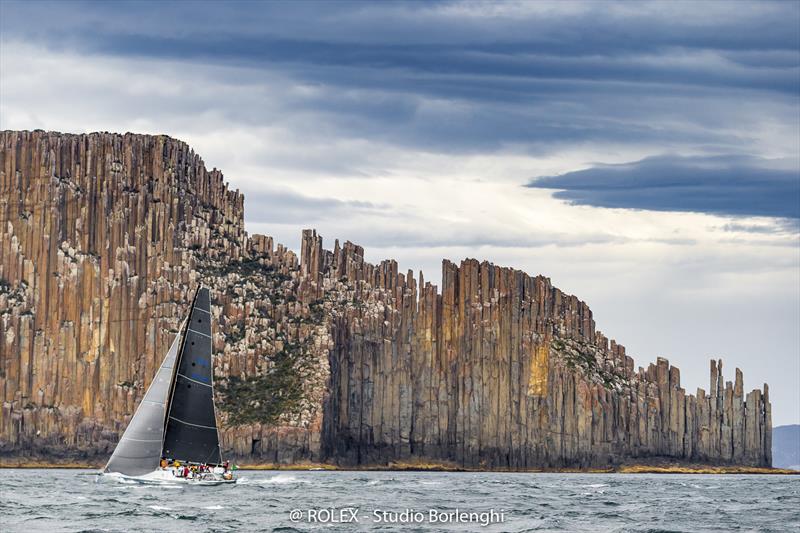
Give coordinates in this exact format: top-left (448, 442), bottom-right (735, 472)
top-left (528, 155), bottom-right (800, 219)
top-left (2, 0), bottom-right (799, 158)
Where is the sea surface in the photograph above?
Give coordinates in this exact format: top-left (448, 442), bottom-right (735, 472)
top-left (0, 469), bottom-right (798, 532)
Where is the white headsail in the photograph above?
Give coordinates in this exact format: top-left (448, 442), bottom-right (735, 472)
top-left (104, 321), bottom-right (184, 476)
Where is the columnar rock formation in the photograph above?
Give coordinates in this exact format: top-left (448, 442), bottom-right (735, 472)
top-left (0, 130), bottom-right (329, 463)
top-left (0, 130), bottom-right (772, 468)
top-left (301, 231), bottom-right (772, 468)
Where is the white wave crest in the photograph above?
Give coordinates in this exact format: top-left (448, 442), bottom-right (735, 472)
top-left (260, 474), bottom-right (304, 484)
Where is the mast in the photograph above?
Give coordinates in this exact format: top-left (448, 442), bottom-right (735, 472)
top-left (161, 290), bottom-right (196, 452)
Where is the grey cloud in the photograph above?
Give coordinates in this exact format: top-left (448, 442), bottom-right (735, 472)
top-left (4, 1), bottom-right (798, 52)
top-left (721, 219), bottom-right (800, 235)
top-left (1, 0), bottom-right (798, 159)
top-left (528, 155), bottom-right (800, 219)
top-left (243, 189), bottom-right (628, 250)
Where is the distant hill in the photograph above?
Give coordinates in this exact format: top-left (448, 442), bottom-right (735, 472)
top-left (773, 425), bottom-right (800, 470)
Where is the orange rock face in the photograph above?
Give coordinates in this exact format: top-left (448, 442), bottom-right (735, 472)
top-left (303, 232), bottom-right (771, 468)
top-left (0, 130), bottom-right (328, 463)
top-left (0, 131), bottom-right (771, 468)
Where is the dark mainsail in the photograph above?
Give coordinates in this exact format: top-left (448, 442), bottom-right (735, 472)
top-left (162, 287), bottom-right (223, 465)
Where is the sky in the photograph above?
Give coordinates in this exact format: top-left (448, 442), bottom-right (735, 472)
top-left (1, 0), bottom-right (798, 425)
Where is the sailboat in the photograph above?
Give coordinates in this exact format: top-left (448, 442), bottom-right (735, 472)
top-left (102, 286), bottom-right (235, 485)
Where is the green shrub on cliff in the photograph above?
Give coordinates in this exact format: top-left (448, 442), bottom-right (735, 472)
top-left (217, 339), bottom-right (308, 426)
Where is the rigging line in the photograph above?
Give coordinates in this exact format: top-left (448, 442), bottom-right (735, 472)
top-left (0, 192), bottom-right (166, 206)
top-left (3, 303), bottom-right (215, 321)
top-left (19, 317), bottom-right (196, 329)
top-left (0, 301), bottom-right (198, 312)
top-left (0, 197), bottom-right (230, 214)
top-left (161, 285), bottom-right (203, 453)
top-left (162, 296), bottom-right (196, 452)
top-left (0, 204), bottom-right (167, 222)
top-left (82, 316), bottom-right (199, 325)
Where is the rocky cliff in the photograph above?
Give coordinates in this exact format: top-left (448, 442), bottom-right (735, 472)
top-left (0, 130), bottom-right (772, 468)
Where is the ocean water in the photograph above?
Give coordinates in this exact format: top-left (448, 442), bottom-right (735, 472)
top-left (0, 469), bottom-right (797, 532)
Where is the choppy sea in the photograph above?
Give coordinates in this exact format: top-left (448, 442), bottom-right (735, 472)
top-left (0, 469), bottom-right (797, 532)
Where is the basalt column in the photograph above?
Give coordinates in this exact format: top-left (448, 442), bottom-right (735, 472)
top-left (303, 231), bottom-right (772, 468)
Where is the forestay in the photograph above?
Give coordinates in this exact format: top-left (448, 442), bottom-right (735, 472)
top-left (104, 322), bottom-right (184, 476)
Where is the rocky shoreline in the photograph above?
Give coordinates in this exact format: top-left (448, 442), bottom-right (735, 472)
top-left (0, 457), bottom-right (796, 474)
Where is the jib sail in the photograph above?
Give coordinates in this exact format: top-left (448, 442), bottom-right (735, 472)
top-left (104, 322), bottom-right (184, 476)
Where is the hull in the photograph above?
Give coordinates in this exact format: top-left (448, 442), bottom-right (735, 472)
top-left (102, 469), bottom-right (236, 486)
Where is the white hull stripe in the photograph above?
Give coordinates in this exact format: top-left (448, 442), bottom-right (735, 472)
top-left (178, 373), bottom-right (212, 388)
top-left (169, 416), bottom-right (216, 430)
top-left (193, 307), bottom-right (211, 315)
